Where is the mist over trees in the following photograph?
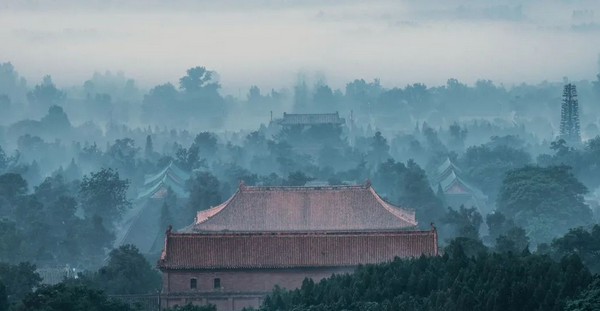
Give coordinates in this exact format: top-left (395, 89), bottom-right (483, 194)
top-left (1, 44), bottom-right (600, 309)
top-left (1, 60), bottom-right (600, 250)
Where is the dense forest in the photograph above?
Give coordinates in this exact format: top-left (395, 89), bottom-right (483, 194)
top-left (2, 1), bottom-right (600, 307)
top-left (3, 0), bottom-right (600, 309)
top-left (1, 59), bottom-right (600, 309)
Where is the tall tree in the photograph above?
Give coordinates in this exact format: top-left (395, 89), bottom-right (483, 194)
top-left (72, 244), bottom-right (161, 295)
top-left (13, 283), bottom-right (136, 311)
top-left (193, 132), bottom-right (218, 158)
top-left (498, 165), bottom-right (591, 244)
top-left (0, 281), bottom-right (7, 311)
top-left (186, 172), bottom-right (221, 222)
top-left (0, 262), bottom-right (41, 305)
top-left (398, 160), bottom-right (444, 227)
top-left (560, 83), bottom-right (581, 144)
top-left (442, 205), bottom-right (483, 240)
top-left (565, 277), bottom-right (600, 311)
top-left (79, 168), bottom-right (131, 225)
top-left (26, 76), bottom-right (65, 111)
top-left (144, 135), bottom-right (154, 158)
top-left (368, 131), bottom-right (390, 165)
top-left (553, 225), bottom-right (600, 274)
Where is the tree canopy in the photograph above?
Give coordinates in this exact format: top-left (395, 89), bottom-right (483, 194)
top-left (497, 165), bottom-right (591, 244)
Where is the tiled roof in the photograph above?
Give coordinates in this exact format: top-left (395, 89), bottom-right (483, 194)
top-left (432, 158), bottom-right (487, 200)
top-left (187, 184), bottom-right (417, 232)
top-left (137, 161), bottom-right (191, 200)
top-left (158, 230), bottom-right (438, 270)
top-left (277, 112), bottom-right (345, 126)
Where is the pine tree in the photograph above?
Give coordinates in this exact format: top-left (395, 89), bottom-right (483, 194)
top-left (560, 84), bottom-right (581, 144)
top-left (144, 135), bottom-right (154, 158)
top-left (159, 202), bottom-right (173, 232)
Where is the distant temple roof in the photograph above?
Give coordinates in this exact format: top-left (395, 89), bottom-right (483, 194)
top-left (184, 182), bottom-right (417, 233)
top-left (158, 230), bottom-right (437, 270)
top-left (115, 161), bottom-right (191, 253)
top-left (432, 158), bottom-right (487, 202)
top-left (137, 161), bottom-right (190, 200)
top-left (276, 112), bottom-right (345, 126)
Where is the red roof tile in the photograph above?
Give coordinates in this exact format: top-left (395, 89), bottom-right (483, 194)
top-left (188, 185), bottom-right (417, 232)
top-left (158, 230), bottom-right (438, 270)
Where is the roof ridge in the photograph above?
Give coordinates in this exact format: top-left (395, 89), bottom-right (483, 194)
top-left (241, 185), bottom-right (367, 191)
top-left (169, 229), bottom-right (435, 237)
top-left (194, 188), bottom-right (240, 225)
top-left (367, 187), bottom-right (418, 226)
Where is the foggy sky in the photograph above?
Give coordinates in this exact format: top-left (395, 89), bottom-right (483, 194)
top-left (1, 0), bottom-right (600, 96)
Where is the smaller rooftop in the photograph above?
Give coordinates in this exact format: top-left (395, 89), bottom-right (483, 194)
top-left (276, 112), bottom-right (346, 126)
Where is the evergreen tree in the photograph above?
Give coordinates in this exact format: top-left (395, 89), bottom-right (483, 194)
top-left (560, 83), bottom-right (581, 144)
top-left (144, 135), bottom-right (154, 158)
top-left (0, 281), bottom-right (7, 311)
top-left (258, 241), bottom-right (592, 311)
top-left (565, 277), bottom-right (600, 311)
top-left (13, 283), bottom-right (136, 311)
top-left (79, 168), bottom-right (131, 226)
top-left (159, 202), bottom-right (174, 232)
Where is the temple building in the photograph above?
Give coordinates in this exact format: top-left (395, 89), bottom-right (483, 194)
top-left (116, 161), bottom-right (190, 254)
top-left (431, 158), bottom-right (487, 212)
top-left (270, 112), bottom-right (349, 157)
top-left (158, 182), bottom-right (438, 310)
top-left (276, 112), bottom-right (346, 127)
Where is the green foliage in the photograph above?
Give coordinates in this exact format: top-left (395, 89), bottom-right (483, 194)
top-left (164, 304), bottom-right (217, 311)
top-left (193, 132), bottom-right (218, 159)
top-left (70, 245), bottom-right (161, 295)
top-left (368, 131), bottom-right (390, 165)
top-left (495, 227), bottom-right (529, 254)
top-left (565, 277), bottom-right (600, 311)
top-left (0, 262), bottom-right (41, 305)
top-left (0, 281), bottom-right (7, 311)
top-left (144, 135), bottom-right (154, 158)
top-left (0, 219), bottom-right (26, 264)
top-left (159, 202), bottom-right (174, 233)
top-left (552, 225), bottom-right (600, 274)
top-left (0, 173), bottom-right (27, 205)
top-left (537, 137), bottom-right (600, 191)
top-left (176, 145), bottom-right (203, 171)
top-left (374, 159), bottom-right (444, 228)
top-left (284, 171), bottom-right (315, 186)
top-left (79, 168), bottom-right (131, 225)
top-left (259, 243), bottom-right (591, 311)
top-left (26, 76), bottom-right (66, 110)
top-left (0, 172), bottom-right (115, 267)
top-left (485, 211), bottom-right (516, 244)
top-left (461, 143), bottom-right (531, 198)
top-left (497, 165), bottom-right (591, 245)
top-left (399, 161), bottom-right (444, 227)
top-left (179, 67), bottom-right (218, 94)
top-left (186, 172), bottom-right (221, 220)
top-left (442, 206), bottom-right (483, 240)
top-left (13, 283), bottom-right (136, 311)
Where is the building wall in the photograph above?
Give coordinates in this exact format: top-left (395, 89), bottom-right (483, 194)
top-left (161, 267), bottom-right (354, 311)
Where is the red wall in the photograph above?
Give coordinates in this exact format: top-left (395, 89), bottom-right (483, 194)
top-left (162, 267), bottom-right (354, 310)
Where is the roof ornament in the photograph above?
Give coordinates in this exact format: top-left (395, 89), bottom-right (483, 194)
top-left (430, 222), bottom-right (436, 231)
top-left (166, 225), bottom-right (172, 235)
top-left (365, 178), bottom-right (372, 188)
top-left (239, 180), bottom-right (246, 190)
